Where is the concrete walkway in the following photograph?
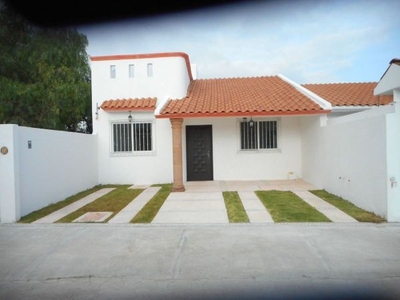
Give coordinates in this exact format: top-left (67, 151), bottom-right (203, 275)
top-left (238, 191), bottom-right (274, 223)
top-left (32, 180), bottom-right (359, 224)
top-left (293, 190), bottom-right (358, 222)
top-left (33, 188), bottom-right (116, 224)
top-left (108, 186), bottom-right (161, 223)
top-left (152, 180), bottom-right (358, 224)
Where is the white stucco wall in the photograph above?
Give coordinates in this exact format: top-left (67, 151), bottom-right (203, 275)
top-left (301, 108), bottom-right (392, 219)
top-left (0, 125), bottom-right (98, 221)
top-left (97, 111), bottom-right (173, 185)
top-left (18, 127), bottom-right (98, 217)
top-left (374, 64), bottom-right (400, 95)
top-left (0, 125), bottom-right (21, 222)
top-left (386, 93), bottom-right (400, 221)
top-left (183, 116), bottom-right (303, 181)
top-left (91, 55), bottom-right (191, 134)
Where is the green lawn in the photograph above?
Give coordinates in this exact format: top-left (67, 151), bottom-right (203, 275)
top-left (130, 184), bottom-right (172, 223)
top-left (18, 185), bottom-right (124, 223)
top-left (255, 190), bottom-right (331, 222)
top-left (56, 187), bottom-right (144, 223)
top-left (309, 190), bottom-right (386, 223)
top-left (223, 191), bottom-right (250, 223)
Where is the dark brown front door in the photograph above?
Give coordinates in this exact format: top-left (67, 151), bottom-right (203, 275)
top-left (186, 125), bottom-right (213, 181)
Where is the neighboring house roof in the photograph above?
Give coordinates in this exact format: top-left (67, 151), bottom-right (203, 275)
top-left (302, 82), bottom-right (393, 106)
top-left (101, 98), bottom-right (157, 111)
top-left (158, 76), bottom-right (329, 118)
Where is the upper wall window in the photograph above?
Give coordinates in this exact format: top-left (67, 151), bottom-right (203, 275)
top-left (129, 64), bottom-right (135, 78)
top-left (240, 119), bottom-right (278, 150)
top-left (110, 65), bottom-right (116, 78)
top-left (147, 63), bottom-right (153, 77)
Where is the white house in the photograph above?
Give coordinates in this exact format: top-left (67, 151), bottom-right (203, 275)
top-left (91, 52), bottom-right (394, 191)
top-left (1, 53), bottom-right (398, 222)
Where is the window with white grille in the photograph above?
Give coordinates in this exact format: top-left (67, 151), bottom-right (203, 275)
top-left (240, 119), bottom-right (278, 150)
top-left (112, 122), bottom-right (153, 153)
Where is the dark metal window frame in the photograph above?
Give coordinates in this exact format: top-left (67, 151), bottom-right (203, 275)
top-left (240, 119), bottom-right (278, 150)
top-left (112, 122), bottom-right (153, 153)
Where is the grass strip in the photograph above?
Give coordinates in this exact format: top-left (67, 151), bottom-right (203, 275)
top-left (309, 190), bottom-right (386, 223)
top-left (255, 190), bottom-right (331, 223)
top-left (130, 184), bottom-right (172, 223)
top-left (223, 191), bottom-right (250, 223)
top-left (18, 185), bottom-right (115, 223)
top-left (56, 186), bottom-right (143, 223)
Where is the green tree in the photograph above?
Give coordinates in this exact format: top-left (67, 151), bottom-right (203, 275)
top-left (0, 2), bottom-right (92, 133)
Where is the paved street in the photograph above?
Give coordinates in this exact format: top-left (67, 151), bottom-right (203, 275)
top-left (1, 223), bottom-right (400, 299)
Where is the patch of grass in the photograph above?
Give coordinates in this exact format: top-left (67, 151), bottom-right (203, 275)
top-left (56, 186), bottom-right (143, 223)
top-left (130, 184), bottom-right (172, 223)
top-left (255, 190), bottom-right (331, 223)
top-left (309, 190), bottom-right (386, 223)
top-left (223, 191), bottom-right (249, 223)
top-left (18, 185), bottom-right (117, 223)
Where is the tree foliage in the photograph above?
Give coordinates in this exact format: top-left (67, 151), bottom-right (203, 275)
top-left (0, 2), bottom-right (92, 133)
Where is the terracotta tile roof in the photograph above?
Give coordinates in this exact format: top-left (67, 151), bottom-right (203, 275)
top-left (101, 98), bottom-right (157, 111)
top-left (158, 76), bottom-right (327, 118)
top-left (302, 82), bottom-right (393, 106)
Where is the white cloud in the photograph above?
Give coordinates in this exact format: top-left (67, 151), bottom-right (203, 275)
top-left (79, 0), bottom-right (400, 83)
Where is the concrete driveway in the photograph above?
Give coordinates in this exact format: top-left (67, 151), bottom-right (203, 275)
top-left (34, 179), bottom-right (359, 224)
top-left (1, 223), bottom-right (400, 299)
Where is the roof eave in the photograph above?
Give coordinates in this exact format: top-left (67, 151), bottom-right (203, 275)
top-left (156, 110), bottom-right (331, 119)
top-left (102, 108), bottom-right (156, 112)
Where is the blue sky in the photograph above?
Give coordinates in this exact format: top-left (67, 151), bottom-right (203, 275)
top-left (78, 0), bottom-right (400, 84)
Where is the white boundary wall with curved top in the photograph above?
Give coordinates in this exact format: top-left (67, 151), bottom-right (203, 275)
top-left (0, 125), bottom-right (97, 222)
top-left (301, 102), bottom-right (400, 221)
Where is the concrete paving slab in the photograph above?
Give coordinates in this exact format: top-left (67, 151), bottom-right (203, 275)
top-left (33, 188), bottom-right (116, 224)
top-left (108, 186), bottom-right (161, 224)
top-left (238, 191), bottom-right (274, 223)
top-left (224, 184), bottom-right (260, 192)
top-left (129, 184), bottom-right (150, 189)
top-left (159, 200), bottom-right (227, 212)
top-left (151, 211), bottom-right (229, 223)
top-left (152, 189), bottom-right (228, 224)
top-left (1, 223), bottom-right (400, 300)
top-left (167, 191), bottom-right (222, 201)
top-left (293, 190), bottom-right (358, 222)
top-left (184, 185), bottom-right (223, 192)
top-left (73, 212), bottom-right (113, 223)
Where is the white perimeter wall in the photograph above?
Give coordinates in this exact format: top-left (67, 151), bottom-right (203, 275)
top-left (0, 125), bottom-right (98, 222)
top-left (184, 116), bottom-right (302, 181)
top-left (301, 105), bottom-right (400, 220)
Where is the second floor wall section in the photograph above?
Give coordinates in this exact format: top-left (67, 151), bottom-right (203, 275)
top-left (91, 52), bottom-right (195, 110)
